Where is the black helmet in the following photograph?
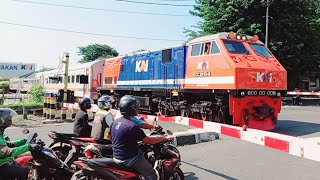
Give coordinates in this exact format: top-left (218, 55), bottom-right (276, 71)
top-left (79, 97), bottom-right (93, 110)
top-left (0, 108), bottom-right (18, 129)
top-left (119, 95), bottom-right (140, 117)
top-left (97, 95), bottom-right (115, 110)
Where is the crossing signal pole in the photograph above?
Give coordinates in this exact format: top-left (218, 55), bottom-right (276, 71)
top-left (62, 53), bottom-right (69, 102)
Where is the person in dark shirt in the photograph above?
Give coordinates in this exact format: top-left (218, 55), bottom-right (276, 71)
top-left (109, 95), bottom-right (170, 180)
top-left (73, 97), bottom-right (93, 137)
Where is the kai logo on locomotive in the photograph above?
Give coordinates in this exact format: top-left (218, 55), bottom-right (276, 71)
top-left (197, 62), bottom-right (209, 69)
top-left (135, 60), bottom-right (149, 72)
top-left (256, 72), bottom-right (273, 82)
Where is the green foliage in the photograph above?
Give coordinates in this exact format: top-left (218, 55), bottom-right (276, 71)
top-left (28, 83), bottom-right (44, 103)
top-left (0, 102), bottom-right (43, 109)
top-left (78, 43), bottom-right (119, 63)
top-left (0, 77), bottom-right (9, 104)
top-left (186, 0), bottom-right (320, 90)
top-left (0, 81), bottom-right (9, 89)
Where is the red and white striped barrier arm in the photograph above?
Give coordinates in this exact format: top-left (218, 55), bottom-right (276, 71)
top-left (63, 103), bottom-right (100, 112)
top-left (287, 91), bottom-right (320, 96)
top-left (139, 114), bottom-right (320, 163)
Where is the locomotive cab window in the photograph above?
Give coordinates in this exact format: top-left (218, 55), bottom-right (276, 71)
top-left (211, 41), bottom-right (220, 54)
top-left (202, 42), bottom-right (211, 55)
top-left (162, 48), bottom-right (172, 63)
top-left (191, 43), bottom-right (201, 56)
top-left (223, 40), bottom-right (249, 54)
top-left (249, 44), bottom-right (273, 57)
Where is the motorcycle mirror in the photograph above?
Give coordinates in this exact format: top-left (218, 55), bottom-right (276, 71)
top-left (22, 128), bottom-right (30, 134)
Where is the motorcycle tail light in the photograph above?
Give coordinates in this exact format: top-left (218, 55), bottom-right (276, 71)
top-left (163, 158), bottom-right (179, 172)
top-left (85, 150), bottom-right (93, 158)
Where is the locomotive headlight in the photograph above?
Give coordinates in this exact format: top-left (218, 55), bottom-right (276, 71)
top-left (241, 91), bottom-right (245, 96)
top-left (277, 92), bottom-right (281, 97)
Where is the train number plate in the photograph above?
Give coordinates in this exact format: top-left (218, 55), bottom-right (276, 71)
top-left (246, 90), bottom-right (277, 96)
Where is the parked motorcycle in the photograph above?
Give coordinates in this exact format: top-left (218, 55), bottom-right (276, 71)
top-left (71, 128), bottom-right (184, 180)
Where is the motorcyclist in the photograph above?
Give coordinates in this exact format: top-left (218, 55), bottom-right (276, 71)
top-left (0, 108), bottom-right (34, 180)
top-left (109, 96), bottom-right (171, 180)
top-left (73, 97), bottom-right (93, 137)
top-left (91, 95), bottom-right (115, 143)
top-left (92, 95), bottom-right (161, 144)
top-left (114, 95), bottom-right (162, 130)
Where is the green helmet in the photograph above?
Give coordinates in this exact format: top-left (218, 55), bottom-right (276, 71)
top-left (97, 95), bottom-right (115, 110)
top-left (0, 108), bottom-right (18, 128)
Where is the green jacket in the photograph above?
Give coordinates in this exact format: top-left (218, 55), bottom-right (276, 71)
top-left (0, 133), bottom-right (29, 166)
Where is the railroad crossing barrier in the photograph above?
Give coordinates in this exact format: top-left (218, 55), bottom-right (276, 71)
top-left (136, 113), bottom-right (320, 163)
top-left (60, 102), bottom-right (320, 162)
top-left (287, 91), bottom-right (320, 96)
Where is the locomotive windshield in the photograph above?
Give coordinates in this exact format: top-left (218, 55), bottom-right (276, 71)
top-left (249, 44), bottom-right (273, 57)
top-left (223, 40), bottom-right (248, 54)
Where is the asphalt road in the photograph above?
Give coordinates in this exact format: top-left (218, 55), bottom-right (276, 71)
top-left (4, 106), bottom-right (320, 179)
top-left (181, 136), bottom-right (320, 180)
top-left (274, 106), bottom-right (320, 138)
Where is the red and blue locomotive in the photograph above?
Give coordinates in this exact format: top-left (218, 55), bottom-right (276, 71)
top-left (98, 32), bottom-right (287, 130)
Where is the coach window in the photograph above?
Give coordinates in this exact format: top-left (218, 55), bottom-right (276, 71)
top-left (114, 76), bottom-right (117, 84)
top-left (105, 77), bottom-right (112, 84)
top-left (191, 43), bottom-right (201, 56)
top-left (68, 76), bottom-right (70, 83)
top-left (71, 75), bottom-right (75, 83)
top-left (76, 75), bottom-right (80, 83)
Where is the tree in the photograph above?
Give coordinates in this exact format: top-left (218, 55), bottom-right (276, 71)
top-left (185, 0), bottom-right (320, 90)
top-left (28, 83), bottom-right (44, 103)
top-left (78, 44), bottom-right (119, 63)
top-left (0, 77), bottom-right (10, 105)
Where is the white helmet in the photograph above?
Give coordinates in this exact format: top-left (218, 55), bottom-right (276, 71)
top-left (0, 108), bottom-right (18, 128)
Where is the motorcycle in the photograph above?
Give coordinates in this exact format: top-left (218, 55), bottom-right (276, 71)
top-left (64, 138), bottom-right (113, 171)
top-left (48, 131), bottom-right (111, 161)
top-left (71, 128), bottom-right (184, 180)
top-left (15, 131), bottom-right (74, 180)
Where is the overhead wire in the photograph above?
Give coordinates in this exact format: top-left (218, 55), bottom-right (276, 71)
top-left (110, 0), bottom-right (194, 7)
top-left (11, 0), bottom-right (192, 16)
top-left (0, 20), bottom-right (185, 42)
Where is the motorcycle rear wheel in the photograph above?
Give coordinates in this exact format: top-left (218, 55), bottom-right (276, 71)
top-left (173, 167), bottom-right (184, 180)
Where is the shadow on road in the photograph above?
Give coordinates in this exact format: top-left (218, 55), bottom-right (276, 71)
top-left (184, 172), bottom-right (199, 180)
top-left (273, 120), bottom-right (320, 136)
top-left (182, 161), bottom-right (238, 180)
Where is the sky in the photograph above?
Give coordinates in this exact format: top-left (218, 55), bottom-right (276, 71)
top-left (0, 0), bottom-right (200, 70)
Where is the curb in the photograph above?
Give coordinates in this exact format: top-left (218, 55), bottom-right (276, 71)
top-left (41, 119), bottom-right (74, 124)
top-left (146, 128), bottom-right (219, 147)
top-left (171, 129), bottom-right (219, 146)
top-left (136, 113), bottom-right (320, 163)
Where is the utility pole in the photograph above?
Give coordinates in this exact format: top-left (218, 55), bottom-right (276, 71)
top-left (265, 0), bottom-right (270, 47)
top-left (62, 53), bottom-right (69, 102)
